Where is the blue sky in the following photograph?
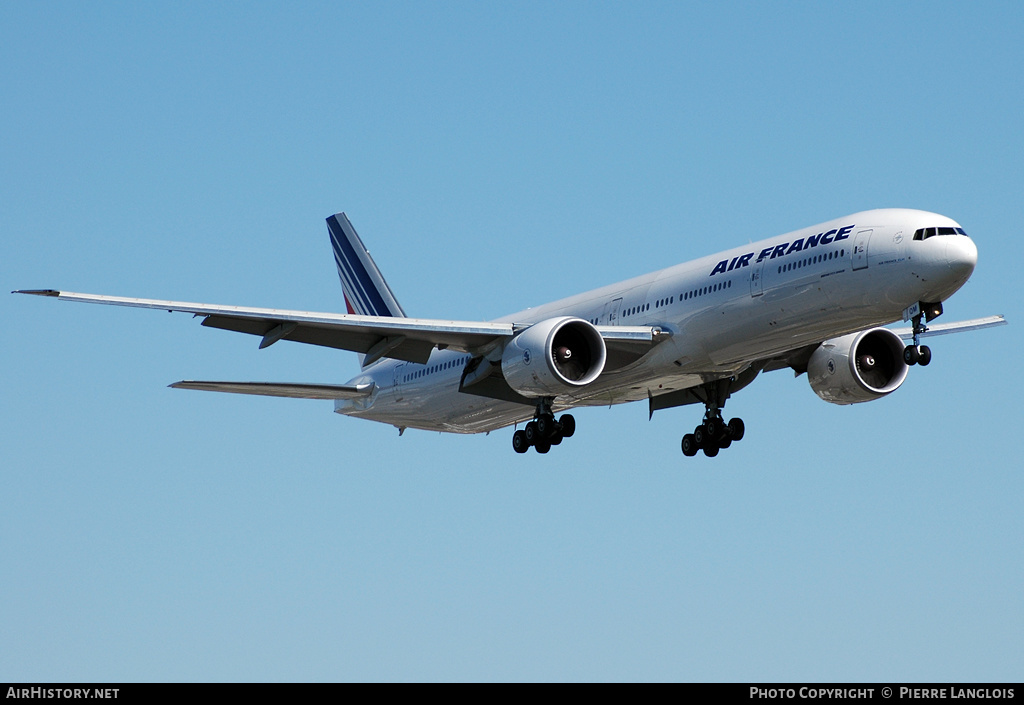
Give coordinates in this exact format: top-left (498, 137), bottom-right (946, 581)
top-left (2, 1), bottom-right (1022, 681)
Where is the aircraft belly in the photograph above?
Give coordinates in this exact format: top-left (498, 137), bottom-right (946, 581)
top-left (342, 376), bottom-right (534, 434)
top-left (342, 362), bottom-right (711, 434)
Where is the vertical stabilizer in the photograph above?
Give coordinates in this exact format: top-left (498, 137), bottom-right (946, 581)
top-left (326, 213), bottom-right (406, 318)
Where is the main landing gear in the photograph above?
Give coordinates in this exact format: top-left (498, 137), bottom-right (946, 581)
top-left (512, 399), bottom-right (575, 454)
top-left (681, 414), bottom-right (745, 457)
top-left (680, 380), bottom-right (745, 458)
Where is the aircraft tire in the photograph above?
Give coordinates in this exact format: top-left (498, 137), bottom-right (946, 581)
top-left (704, 417), bottom-right (722, 438)
top-left (728, 418), bottom-right (745, 442)
top-left (693, 425), bottom-right (707, 447)
top-left (703, 444), bottom-right (720, 458)
top-left (525, 421), bottom-right (539, 443)
top-left (681, 434), bottom-right (698, 457)
top-left (903, 345), bottom-right (919, 365)
top-left (535, 441), bottom-right (551, 454)
top-left (918, 345), bottom-right (932, 366)
top-left (512, 430), bottom-right (530, 454)
top-left (559, 414), bottom-right (576, 438)
top-left (536, 414), bottom-right (556, 439)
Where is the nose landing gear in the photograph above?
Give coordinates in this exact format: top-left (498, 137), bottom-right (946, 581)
top-left (512, 398), bottom-right (576, 454)
top-left (903, 344), bottom-right (932, 366)
top-left (903, 304), bottom-right (940, 367)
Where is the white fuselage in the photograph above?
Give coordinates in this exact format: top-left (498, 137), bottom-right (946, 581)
top-left (336, 209), bottom-right (978, 433)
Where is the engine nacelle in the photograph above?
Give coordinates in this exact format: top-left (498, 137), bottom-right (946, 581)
top-left (501, 317), bottom-right (607, 398)
top-left (807, 327), bottom-right (909, 405)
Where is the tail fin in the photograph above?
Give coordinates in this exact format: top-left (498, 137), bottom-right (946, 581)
top-left (326, 213), bottom-right (406, 318)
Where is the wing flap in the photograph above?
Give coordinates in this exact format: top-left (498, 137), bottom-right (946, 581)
top-left (200, 314), bottom-right (437, 363)
top-left (170, 381), bottom-right (374, 399)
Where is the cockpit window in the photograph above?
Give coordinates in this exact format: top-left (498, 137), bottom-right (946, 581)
top-left (913, 226), bottom-right (968, 240)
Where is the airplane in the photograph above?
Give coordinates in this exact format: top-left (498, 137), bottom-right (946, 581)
top-left (16, 208), bottom-right (1006, 457)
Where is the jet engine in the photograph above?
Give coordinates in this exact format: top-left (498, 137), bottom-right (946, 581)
top-left (501, 317), bottom-right (607, 397)
top-left (807, 327), bottom-right (909, 405)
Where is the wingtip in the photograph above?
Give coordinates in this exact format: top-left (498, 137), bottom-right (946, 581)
top-left (13, 289), bottom-right (60, 297)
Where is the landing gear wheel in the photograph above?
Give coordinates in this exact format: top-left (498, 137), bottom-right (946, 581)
top-left (559, 414), bottom-right (576, 438)
top-left (703, 417), bottom-right (722, 439)
top-left (536, 414), bottom-right (555, 439)
top-left (703, 444), bottom-right (719, 457)
top-left (693, 425), bottom-right (708, 447)
top-left (550, 432), bottom-right (563, 446)
top-left (525, 421), bottom-right (539, 444)
top-left (918, 345), bottom-right (932, 366)
top-left (904, 345), bottom-right (920, 365)
top-left (534, 441), bottom-right (551, 454)
top-left (512, 430), bottom-right (530, 454)
top-left (727, 418), bottom-right (745, 442)
top-left (681, 434), bottom-right (699, 457)
top-left (718, 437), bottom-right (732, 449)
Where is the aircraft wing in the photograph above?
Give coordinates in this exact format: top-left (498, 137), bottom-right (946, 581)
top-left (169, 381), bottom-right (375, 399)
top-left (15, 290), bottom-right (665, 365)
top-left (890, 315), bottom-right (1006, 340)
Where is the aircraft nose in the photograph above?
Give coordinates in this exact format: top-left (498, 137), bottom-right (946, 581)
top-left (946, 236), bottom-right (978, 279)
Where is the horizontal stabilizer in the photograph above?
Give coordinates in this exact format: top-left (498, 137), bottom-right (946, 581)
top-left (169, 381), bottom-right (375, 400)
top-left (890, 315), bottom-right (1006, 340)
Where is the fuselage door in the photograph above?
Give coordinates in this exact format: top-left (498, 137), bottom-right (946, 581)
top-left (393, 362), bottom-right (406, 396)
top-left (852, 229), bottom-right (872, 271)
top-left (750, 259), bottom-right (765, 297)
top-left (603, 297), bottom-right (623, 325)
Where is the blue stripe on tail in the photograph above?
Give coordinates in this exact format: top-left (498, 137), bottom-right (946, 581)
top-left (326, 214), bottom-right (404, 318)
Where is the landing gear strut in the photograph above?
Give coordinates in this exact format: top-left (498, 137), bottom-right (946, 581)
top-left (680, 380), bottom-right (745, 458)
top-left (512, 398), bottom-right (576, 454)
top-left (903, 308), bottom-right (934, 367)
